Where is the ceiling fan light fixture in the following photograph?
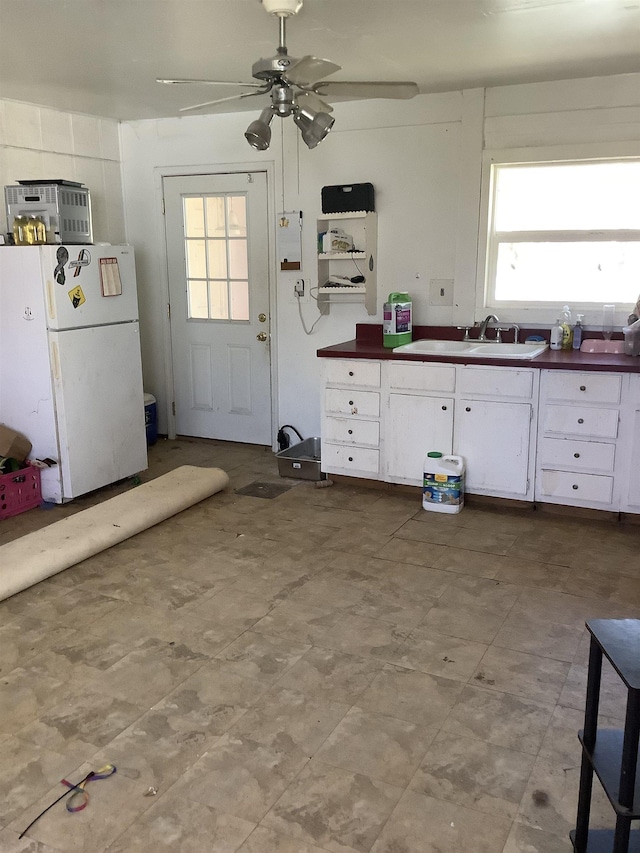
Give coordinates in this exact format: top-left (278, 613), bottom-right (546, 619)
top-left (244, 106), bottom-right (275, 150)
top-left (261, 0), bottom-right (302, 17)
top-left (294, 105), bottom-right (335, 149)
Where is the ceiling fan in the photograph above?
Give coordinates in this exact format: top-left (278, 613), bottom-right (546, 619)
top-left (157, 0), bottom-right (419, 150)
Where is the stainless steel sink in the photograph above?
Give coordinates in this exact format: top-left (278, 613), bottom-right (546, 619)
top-left (393, 340), bottom-right (549, 359)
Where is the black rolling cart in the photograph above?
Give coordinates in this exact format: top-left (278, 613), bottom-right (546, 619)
top-left (572, 619), bottom-right (640, 852)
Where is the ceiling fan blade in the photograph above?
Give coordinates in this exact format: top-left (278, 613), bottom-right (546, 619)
top-left (157, 78), bottom-right (265, 89)
top-left (295, 91), bottom-right (333, 114)
top-left (312, 81), bottom-right (419, 100)
top-left (285, 56), bottom-right (341, 87)
top-left (179, 87), bottom-right (271, 113)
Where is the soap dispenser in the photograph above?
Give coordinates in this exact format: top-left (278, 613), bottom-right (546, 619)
top-left (572, 314), bottom-right (584, 350)
top-left (550, 318), bottom-right (563, 350)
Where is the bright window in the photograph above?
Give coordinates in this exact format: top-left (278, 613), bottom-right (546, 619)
top-left (183, 194), bottom-right (249, 321)
top-left (485, 159), bottom-right (640, 313)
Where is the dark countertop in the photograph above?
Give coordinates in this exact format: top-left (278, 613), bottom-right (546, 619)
top-left (317, 324), bottom-right (640, 374)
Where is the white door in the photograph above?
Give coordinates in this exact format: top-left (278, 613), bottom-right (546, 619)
top-left (164, 172), bottom-right (272, 444)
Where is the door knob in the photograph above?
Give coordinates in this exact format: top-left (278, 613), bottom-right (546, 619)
top-left (256, 332), bottom-right (267, 342)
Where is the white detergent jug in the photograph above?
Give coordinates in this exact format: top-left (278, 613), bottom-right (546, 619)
top-left (423, 452), bottom-right (465, 514)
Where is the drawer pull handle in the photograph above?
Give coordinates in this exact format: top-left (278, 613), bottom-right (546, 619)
top-left (578, 418), bottom-right (584, 424)
top-left (441, 405), bottom-right (447, 411)
top-left (348, 371), bottom-right (354, 377)
top-left (348, 456), bottom-right (353, 462)
top-left (572, 484), bottom-right (579, 490)
top-left (465, 406), bottom-right (471, 412)
top-left (348, 429), bottom-right (353, 435)
top-left (349, 400), bottom-right (354, 406)
top-left (574, 452), bottom-right (580, 458)
top-left (580, 385), bottom-right (586, 391)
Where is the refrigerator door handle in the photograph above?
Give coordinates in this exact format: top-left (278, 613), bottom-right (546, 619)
top-left (46, 279), bottom-right (56, 322)
top-left (50, 341), bottom-right (60, 381)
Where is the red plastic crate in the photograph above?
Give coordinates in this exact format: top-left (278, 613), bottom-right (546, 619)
top-left (0, 463), bottom-right (42, 519)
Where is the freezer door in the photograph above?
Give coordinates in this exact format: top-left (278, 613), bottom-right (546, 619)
top-left (50, 322), bottom-right (147, 500)
top-left (43, 244), bottom-right (139, 330)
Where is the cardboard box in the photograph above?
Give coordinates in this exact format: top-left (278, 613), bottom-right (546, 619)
top-left (0, 425), bottom-right (32, 462)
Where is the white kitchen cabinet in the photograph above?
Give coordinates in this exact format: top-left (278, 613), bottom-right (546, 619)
top-left (320, 354), bottom-right (640, 513)
top-left (536, 370), bottom-right (623, 511)
top-left (316, 212), bottom-right (377, 315)
top-left (382, 362), bottom-right (537, 499)
top-left (383, 361), bottom-right (455, 485)
top-left (321, 358), bottom-right (381, 479)
top-left (386, 393), bottom-right (454, 483)
top-left (454, 399), bottom-right (532, 497)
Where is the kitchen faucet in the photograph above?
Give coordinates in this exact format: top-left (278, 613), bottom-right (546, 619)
top-left (477, 314), bottom-right (500, 341)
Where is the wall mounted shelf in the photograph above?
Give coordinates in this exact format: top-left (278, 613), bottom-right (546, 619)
top-left (316, 211), bottom-right (377, 315)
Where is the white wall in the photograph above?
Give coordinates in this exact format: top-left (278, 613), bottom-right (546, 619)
top-left (120, 91), bottom-right (481, 440)
top-left (0, 100), bottom-right (125, 244)
top-left (118, 71), bottom-right (640, 442)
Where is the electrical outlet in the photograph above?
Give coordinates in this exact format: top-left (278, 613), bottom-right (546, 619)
top-left (294, 279), bottom-right (305, 297)
top-left (429, 278), bottom-right (454, 306)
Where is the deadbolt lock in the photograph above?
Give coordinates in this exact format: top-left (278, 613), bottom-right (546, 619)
top-left (258, 313), bottom-right (267, 323)
top-left (256, 331), bottom-right (268, 342)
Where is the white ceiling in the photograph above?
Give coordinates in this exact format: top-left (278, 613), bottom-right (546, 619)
top-left (0, 0), bottom-right (639, 122)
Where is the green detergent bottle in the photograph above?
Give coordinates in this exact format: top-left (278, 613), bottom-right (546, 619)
top-left (383, 292), bottom-right (412, 348)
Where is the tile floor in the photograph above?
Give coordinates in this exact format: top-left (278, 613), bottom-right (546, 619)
top-left (0, 437), bottom-right (639, 852)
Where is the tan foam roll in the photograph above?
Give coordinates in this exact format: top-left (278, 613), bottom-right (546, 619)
top-left (0, 465), bottom-right (229, 602)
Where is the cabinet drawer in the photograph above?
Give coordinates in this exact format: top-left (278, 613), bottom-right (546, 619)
top-left (537, 437), bottom-right (616, 473)
top-left (388, 362), bottom-right (455, 393)
top-left (457, 367), bottom-right (534, 399)
top-left (539, 469), bottom-right (614, 504)
top-left (544, 405), bottom-right (619, 439)
top-left (322, 444), bottom-right (380, 475)
top-left (324, 359), bottom-right (381, 388)
top-left (325, 389), bottom-right (380, 418)
top-left (543, 371), bottom-right (622, 404)
top-left (323, 417), bottom-right (380, 447)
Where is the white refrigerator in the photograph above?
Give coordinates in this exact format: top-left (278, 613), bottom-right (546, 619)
top-left (0, 244), bottom-right (148, 503)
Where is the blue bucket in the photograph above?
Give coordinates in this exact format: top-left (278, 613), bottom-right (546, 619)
top-left (144, 393), bottom-right (158, 446)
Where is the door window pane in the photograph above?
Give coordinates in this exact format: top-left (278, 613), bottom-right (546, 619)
top-left (186, 241), bottom-right (206, 278)
top-left (184, 197), bottom-right (205, 238)
top-left (207, 240), bottom-right (227, 278)
top-left (230, 280), bottom-right (250, 321)
top-left (209, 280), bottom-right (229, 320)
top-left (229, 239), bottom-right (248, 279)
top-left (205, 196), bottom-right (226, 237)
top-left (187, 279), bottom-right (208, 318)
top-left (227, 196), bottom-right (247, 237)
